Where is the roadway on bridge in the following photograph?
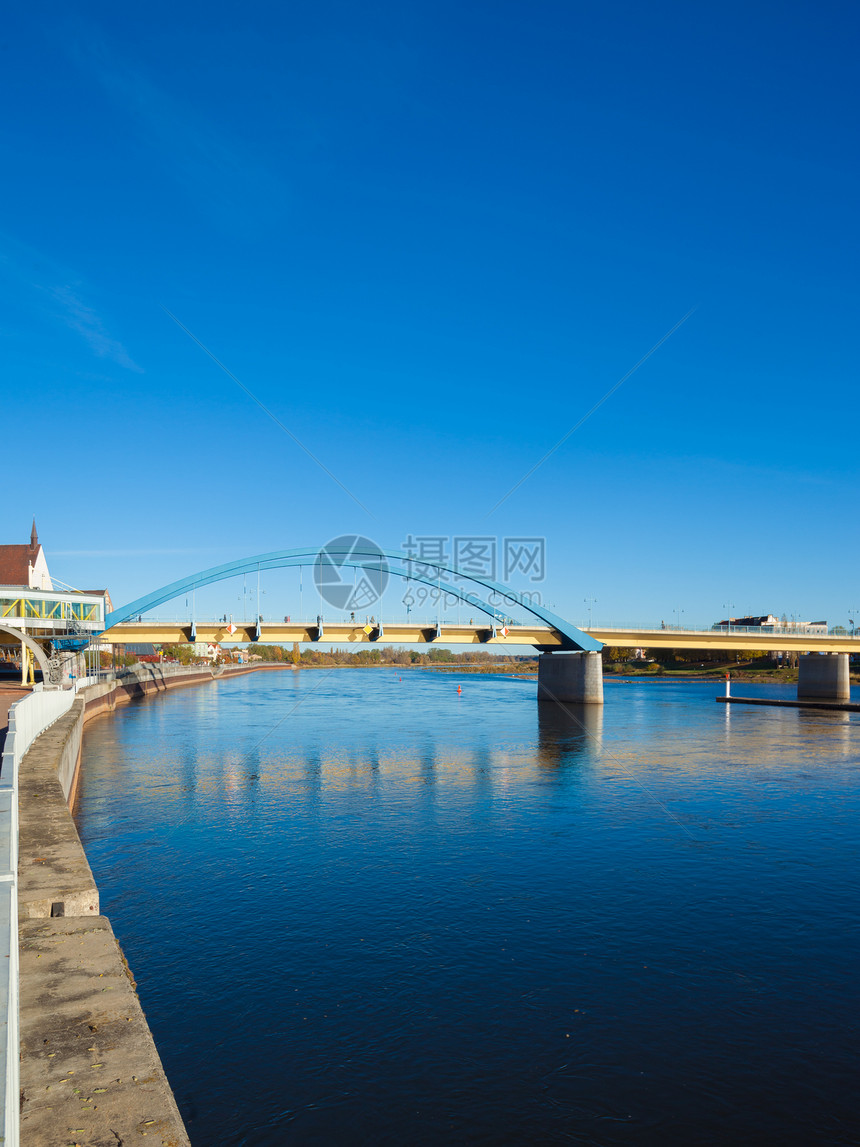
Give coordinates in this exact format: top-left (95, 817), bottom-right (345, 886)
top-left (588, 626), bottom-right (860, 654)
top-left (98, 620), bottom-right (860, 654)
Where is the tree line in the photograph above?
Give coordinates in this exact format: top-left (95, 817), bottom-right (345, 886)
top-left (245, 644), bottom-right (534, 668)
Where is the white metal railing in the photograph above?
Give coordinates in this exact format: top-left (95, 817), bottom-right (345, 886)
top-left (1, 692), bottom-right (75, 775)
top-left (582, 623), bottom-right (860, 639)
top-left (0, 688), bottom-right (76, 1146)
top-left (105, 615), bottom-right (530, 629)
top-left (73, 675), bottom-right (101, 693)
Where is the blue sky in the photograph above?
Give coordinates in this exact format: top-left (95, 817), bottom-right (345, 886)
top-left (2, 1), bottom-right (858, 630)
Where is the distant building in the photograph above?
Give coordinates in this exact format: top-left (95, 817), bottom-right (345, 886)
top-left (0, 519), bottom-right (53, 590)
top-left (713, 615), bottom-right (828, 634)
top-left (193, 642), bottom-right (221, 661)
top-left (0, 522), bottom-right (107, 638)
top-left (715, 615), bottom-right (780, 629)
top-left (0, 523), bottom-right (111, 686)
top-left (787, 620), bottom-right (828, 635)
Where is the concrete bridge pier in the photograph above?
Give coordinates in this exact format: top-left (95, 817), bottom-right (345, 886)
top-left (537, 651), bottom-right (604, 705)
top-left (797, 654), bottom-right (849, 702)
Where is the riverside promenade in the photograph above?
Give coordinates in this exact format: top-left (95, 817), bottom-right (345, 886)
top-left (6, 662), bottom-right (277, 1147)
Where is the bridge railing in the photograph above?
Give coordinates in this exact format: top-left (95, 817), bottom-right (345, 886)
top-left (582, 623), bottom-right (860, 639)
top-left (101, 614), bottom-right (534, 629)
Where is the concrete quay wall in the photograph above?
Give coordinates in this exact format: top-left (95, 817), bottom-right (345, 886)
top-left (79, 661), bottom-right (265, 737)
top-left (17, 662), bottom-right (274, 1145)
top-left (17, 700), bottom-right (95, 922)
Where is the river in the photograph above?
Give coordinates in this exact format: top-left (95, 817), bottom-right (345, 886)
top-left (74, 669), bottom-right (860, 1145)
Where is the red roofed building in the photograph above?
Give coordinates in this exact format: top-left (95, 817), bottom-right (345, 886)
top-left (0, 520), bottom-right (53, 590)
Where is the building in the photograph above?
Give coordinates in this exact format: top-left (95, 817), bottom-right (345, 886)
top-left (0, 522), bottom-right (107, 685)
top-left (785, 620), bottom-right (828, 635)
top-left (0, 521), bottom-right (106, 636)
top-left (714, 615), bottom-right (780, 629)
top-left (0, 519), bottom-right (53, 591)
top-left (193, 642), bottom-right (221, 662)
top-left (713, 615), bottom-right (828, 635)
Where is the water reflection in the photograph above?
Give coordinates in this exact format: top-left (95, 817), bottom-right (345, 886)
top-left (416, 739), bottom-right (436, 790)
top-left (796, 707), bottom-right (854, 755)
top-left (302, 747), bottom-right (323, 808)
top-left (719, 699), bottom-right (856, 762)
top-left (536, 701), bottom-right (603, 769)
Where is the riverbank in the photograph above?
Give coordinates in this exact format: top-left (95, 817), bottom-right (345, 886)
top-left (608, 667), bottom-right (860, 684)
top-left (407, 662), bottom-right (860, 684)
top-left (16, 662), bottom-right (272, 1146)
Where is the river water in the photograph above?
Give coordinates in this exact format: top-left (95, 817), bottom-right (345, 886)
top-left (74, 670), bottom-right (860, 1145)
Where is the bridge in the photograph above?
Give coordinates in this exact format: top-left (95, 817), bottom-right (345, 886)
top-left (98, 618), bottom-right (860, 656)
top-left (4, 541), bottom-right (858, 703)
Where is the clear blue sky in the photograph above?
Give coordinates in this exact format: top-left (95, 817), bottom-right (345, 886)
top-left (2, 1), bottom-right (858, 628)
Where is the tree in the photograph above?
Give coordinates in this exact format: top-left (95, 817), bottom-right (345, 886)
top-left (603, 646), bottom-right (628, 663)
top-left (162, 643), bottom-right (195, 665)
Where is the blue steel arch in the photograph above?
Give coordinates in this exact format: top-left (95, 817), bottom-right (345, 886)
top-left (102, 546), bottom-right (600, 651)
top-left (104, 552), bottom-right (507, 630)
top-left (105, 557), bottom-right (540, 644)
top-left (334, 559), bottom-right (513, 629)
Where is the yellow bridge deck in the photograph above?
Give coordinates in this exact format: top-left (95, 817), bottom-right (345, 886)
top-left (98, 621), bottom-right (860, 654)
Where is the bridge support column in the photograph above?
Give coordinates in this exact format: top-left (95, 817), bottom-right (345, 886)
top-left (537, 652), bottom-right (603, 705)
top-left (797, 654), bottom-right (849, 702)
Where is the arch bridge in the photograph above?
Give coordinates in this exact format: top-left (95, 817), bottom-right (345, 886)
top-left (99, 544), bottom-right (601, 653)
top-left (97, 544), bottom-right (604, 703)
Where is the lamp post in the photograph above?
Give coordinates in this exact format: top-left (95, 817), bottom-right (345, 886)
top-left (849, 609), bottom-right (859, 637)
top-left (723, 602), bottom-right (734, 633)
top-left (584, 597), bottom-right (597, 628)
top-left (674, 607), bottom-right (684, 629)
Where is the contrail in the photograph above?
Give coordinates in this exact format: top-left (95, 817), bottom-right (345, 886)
top-left (487, 306), bottom-right (697, 516)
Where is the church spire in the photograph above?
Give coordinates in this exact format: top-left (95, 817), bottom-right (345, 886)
top-left (30, 518), bottom-right (38, 550)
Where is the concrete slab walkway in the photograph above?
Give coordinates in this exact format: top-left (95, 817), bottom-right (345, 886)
top-left (19, 916), bottom-right (190, 1146)
top-left (16, 698), bottom-right (191, 1146)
